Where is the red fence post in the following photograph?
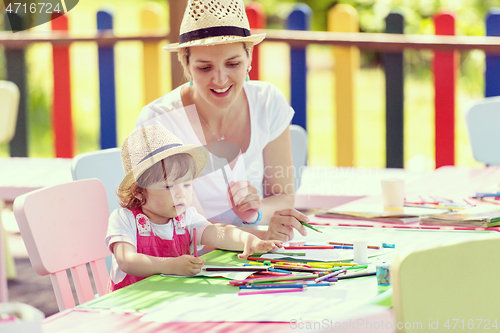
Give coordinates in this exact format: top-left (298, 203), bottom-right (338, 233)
top-left (51, 13), bottom-right (74, 158)
top-left (245, 2), bottom-right (265, 80)
top-left (433, 11), bottom-right (458, 168)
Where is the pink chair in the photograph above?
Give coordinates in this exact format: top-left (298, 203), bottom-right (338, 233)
top-left (13, 179), bottom-right (111, 311)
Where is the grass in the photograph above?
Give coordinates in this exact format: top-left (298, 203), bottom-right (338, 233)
top-left (0, 1), bottom-right (486, 170)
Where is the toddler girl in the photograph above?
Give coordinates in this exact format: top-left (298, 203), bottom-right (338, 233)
top-left (105, 124), bottom-right (281, 291)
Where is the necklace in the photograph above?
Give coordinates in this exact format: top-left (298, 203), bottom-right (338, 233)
top-left (199, 113), bottom-right (228, 141)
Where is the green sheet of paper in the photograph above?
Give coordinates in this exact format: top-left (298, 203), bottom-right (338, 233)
top-left (79, 250), bottom-right (244, 311)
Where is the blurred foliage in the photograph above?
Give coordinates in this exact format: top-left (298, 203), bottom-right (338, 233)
top-left (249, 0), bottom-right (499, 84)
top-left (249, 0), bottom-right (500, 34)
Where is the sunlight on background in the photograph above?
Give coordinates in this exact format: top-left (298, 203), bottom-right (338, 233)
top-left (0, 0), bottom-right (486, 170)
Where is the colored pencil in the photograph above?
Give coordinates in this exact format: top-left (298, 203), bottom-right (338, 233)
top-left (327, 265), bottom-right (368, 272)
top-left (247, 257), bottom-right (313, 268)
top-left (239, 282), bottom-right (333, 289)
top-left (336, 271), bottom-right (376, 280)
top-left (238, 288), bottom-right (305, 296)
top-left (246, 274), bottom-right (319, 285)
top-left (268, 267), bottom-right (291, 274)
top-left (315, 269), bottom-right (346, 282)
top-left (247, 257), bottom-right (293, 264)
top-left (284, 246), bottom-right (335, 250)
top-left (203, 267), bottom-right (268, 272)
top-left (306, 262), bottom-right (358, 267)
top-left (193, 228), bottom-right (197, 257)
top-left (229, 273), bottom-right (318, 285)
top-left (253, 279), bottom-right (318, 285)
top-left (247, 262), bottom-right (265, 266)
top-left (272, 265), bottom-right (327, 273)
top-left (328, 242), bottom-right (380, 250)
top-left (323, 277), bottom-right (339, 282)
top-left (276, 262), bottom-right (311, 268)
top-left (300, 221), bottom-right (322, 233)
top-left (473, 192), bottom-right (500, 198)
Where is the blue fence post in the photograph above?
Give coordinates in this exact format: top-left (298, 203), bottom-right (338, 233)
top-left (287, 4), bottom-right (311, 130)
top-left (384, 12), bottom-right (405, 168)
top-left (486, 9), bottom-right (500, 97)
top-left (4, 13), bottom-right (28, 157)
top-left (97, 10), bottom-right (117, 149)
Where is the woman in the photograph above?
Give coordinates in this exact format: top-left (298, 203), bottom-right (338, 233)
top-left (136, 0), bottom-right (308, 241)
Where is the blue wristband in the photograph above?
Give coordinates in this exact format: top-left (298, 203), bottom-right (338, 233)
top-left (243, 209), bottom-right (262, 225)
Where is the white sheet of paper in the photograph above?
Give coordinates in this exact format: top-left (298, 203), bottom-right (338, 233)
top-left (261, 248), bottom-right (390, 262)
top-left (161, 265), bottom-right (257, 280)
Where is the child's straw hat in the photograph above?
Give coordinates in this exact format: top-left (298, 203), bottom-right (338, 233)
top-left (119, 124), bottom-right (209, 190)
top-left (163, 0), bottom-right (266, 51)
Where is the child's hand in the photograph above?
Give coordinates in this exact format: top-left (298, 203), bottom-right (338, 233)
top-left (238, 238), bottom-right (283, 260)
top-left (173, 255), bottom-right (206, 276)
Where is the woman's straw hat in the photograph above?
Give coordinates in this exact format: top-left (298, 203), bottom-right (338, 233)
top-left (119, 124), bottom-right (209, 190)
top-left (163, 0), bottom-right (266, 51)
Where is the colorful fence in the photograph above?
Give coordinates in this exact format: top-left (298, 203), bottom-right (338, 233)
top-left (2, 2), bottom-right (500, 169)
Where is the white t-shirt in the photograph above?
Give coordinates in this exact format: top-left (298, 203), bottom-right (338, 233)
top-left (136, 81), bottom-right (294, 225)
top-left (105, 206), bottom-right (211, 284)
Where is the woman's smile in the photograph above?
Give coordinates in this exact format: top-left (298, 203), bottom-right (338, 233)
top-left (211, 85), bottom-right (232, 97)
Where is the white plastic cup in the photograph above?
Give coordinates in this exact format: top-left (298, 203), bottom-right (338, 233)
top-left (381, 178), bottom-right (405, 211)
top-left (353, 241), bottom-right (368, 264)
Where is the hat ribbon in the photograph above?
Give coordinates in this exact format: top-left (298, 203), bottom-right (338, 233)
top-left (139, 143), bottom-right (182, 164)
top-left (179, 26), bottom-right (251, 44)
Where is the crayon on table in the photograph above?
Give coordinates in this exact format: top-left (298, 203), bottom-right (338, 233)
top-left (238, 288), bottom-right (305, 296)
top-left (272, 265), bottom-right (326, 273)
top-left (300, 221), bottom-right (322, 233)
top-left (203, 267), bottom-right (268, 272)
top-left (306, 262), bottom-right (358, 267)
top-left (337, 271), bottom-right (376, 280)
top-left (268, 267), bottom-right (291, 274)
top-left (253, 279), bottom-right (320, 285)
top-left (239, 282), bottom-right (333, 289)
top-left (193, 228), bottom-right (197, 257)
top-left (315, 269), bottom-right (346, 282)
top-left (328, 265), bottom-right (368, 272)
top-left (229, 273), bottom-right (318, 285)
top-left (329, 242), bottom-right (380, 250)
top-left (284, 246), bottom-right (336, 250)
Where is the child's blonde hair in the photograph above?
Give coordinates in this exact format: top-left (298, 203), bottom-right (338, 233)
top-left (118, 153), bottom-right (196, 209)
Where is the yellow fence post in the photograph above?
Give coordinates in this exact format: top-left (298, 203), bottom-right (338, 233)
top-left (328, 4), bottom-right (359, 167)
top-left (141, 3), bottom-right (164, 105)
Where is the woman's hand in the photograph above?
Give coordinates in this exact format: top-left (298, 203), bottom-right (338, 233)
top-left (264, 209), bottom-right (309, 241)
top-left (227, 180), bottom-right (262, 223)
top-left (172, 255), bottom-right (205, 276)
top-left (238, 237), bottom-right (283, 260)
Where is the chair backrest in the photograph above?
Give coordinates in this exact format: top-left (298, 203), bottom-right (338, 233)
top-left (0, 80), bottom-right (20, 144)
top-left (391, 237), bottom-right (500, 332)
top-left (13, 179), bottom-right (111, 311)
top-left (465, 96), bottom-right (500, 166)
top-left (289, 124), bottom-right (308, 191)
top-left (71, 147), bottom-right (124, 213)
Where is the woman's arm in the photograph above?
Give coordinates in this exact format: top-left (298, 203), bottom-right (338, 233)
top-left (113, 242), bottom-right (205, 277)
top-left (230, 126), bottom-right (309, 240)
top-left (260, 126), bottom-right (296, 219)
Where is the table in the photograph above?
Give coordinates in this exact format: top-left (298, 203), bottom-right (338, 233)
top-left (41, 225), bottom-right (500, 332)
top-left (0, 157), bottom-right (73, 202)
top-left (295, 166), bottom-right (430, 209)
top-left (33, 165), bottom-right (500, 330)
